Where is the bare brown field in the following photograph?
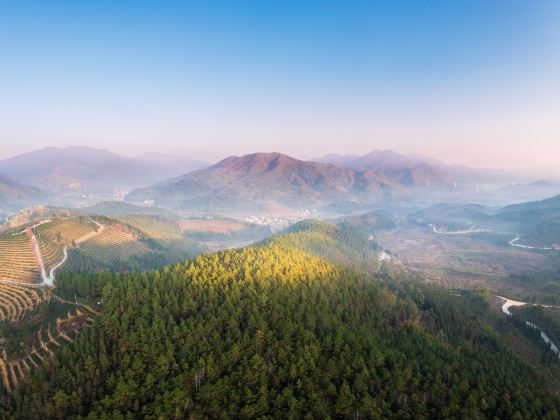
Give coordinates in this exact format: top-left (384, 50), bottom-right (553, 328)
top-left (377, 223), bottom-right (556, 295)
top-left (178, 219), bottom-right (244, 234)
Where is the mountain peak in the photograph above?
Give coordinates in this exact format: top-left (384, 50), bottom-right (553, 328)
top-left (212, 152), bottom-right (303, 174)
top-left (127, 151), bottom-right (404, 213)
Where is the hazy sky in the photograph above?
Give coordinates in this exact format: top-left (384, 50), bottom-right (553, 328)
top-left (1, 0), bottom-right (559, 169)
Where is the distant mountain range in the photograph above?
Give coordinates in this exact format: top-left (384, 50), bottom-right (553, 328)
top-left (414, 193), bottom-right (560, 247)
top-left (0, 147), bottom-right (207, 194)
top-left (492, 194), bottom-right (560, 246)
top-left (498, 180), bottom-right (560, 203)
top-left (498, 194), bottom-right (560, 228)
top-left (1, 147), bottom-right (557, 214)
top-left (0, 172), bottom-right (44, 211)
top-left (416, 194), bottom-right (560, 231)
top-left (126, 152), bottom-right (407, 213)
top-left (315, 150), bottom-right (511, 187)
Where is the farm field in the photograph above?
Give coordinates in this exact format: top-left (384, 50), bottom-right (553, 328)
top-left (59, 248), bottom-right (110, 273)
top-left (35, 217), bottom-right (97, 244)
top-left (178, 218), bottom-right (272, 246)
top-left (178, 218), bottom-right (245, 234)
top-left (0, 283), bottom-right (46, 322)
top-left (35, 232), bottom-right (64, 274)
top-left (0, 233), bottom-right (39, 283)
top-left (34, 217), bottom-right (102, 273)
top-left (2, 213), bottom-right (201, 280)
top-left (78, 226), bottom-right (151, 267)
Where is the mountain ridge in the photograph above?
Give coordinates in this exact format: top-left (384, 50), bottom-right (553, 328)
top-left (0, 171), bottom-right (44, 210)
top-left (126, 152), bottom-right (407, 213)
top-left (0, 146), bottom-right (206, 193)
top-left (315, 149), bottom-right (516, 187)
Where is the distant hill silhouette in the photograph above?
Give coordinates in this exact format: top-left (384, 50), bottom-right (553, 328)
top-left (0, 147), bottom-right (204, 193)
top-left (315, 149), bottom-right (511, 187)
top-left (0, 171), bottom-right (44, 210)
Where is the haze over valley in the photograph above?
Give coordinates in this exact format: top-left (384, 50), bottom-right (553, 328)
top-left (1, 1), bottom-right (560, 418)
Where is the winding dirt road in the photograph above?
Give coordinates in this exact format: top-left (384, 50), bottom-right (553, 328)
top-left (30, 218), bottom-right (105, 286)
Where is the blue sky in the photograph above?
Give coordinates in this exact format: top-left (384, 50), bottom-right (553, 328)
top-left (1, 0), bottom-right (559, 168)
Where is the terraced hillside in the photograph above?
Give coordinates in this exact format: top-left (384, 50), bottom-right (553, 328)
top-left (0, 295), bottom-right (99, 395)
top-left (78, 226), bottom-right (151, 267)
top-left (178, 218), bottom-right (246, 234)
top-left (0, 216), bottom-right (104, 397)
top-left (33, 217), bottom-right (100, 274)
top-left (0, 233), bottom-right (39, 282)
top-left (2, 213), bottom-right (204, 285)
top-left (0, 211), bottom-right (201, 401)
top-left (0, 283), bottom-right (46, 322)
top-left (2, 214), bottom-right (201, 278)
top-left (59, 248), bottom-right (111, 273)
top-left (35, 232), bottom-right (64, 274)
top-left (35, 217), bottom-right (97, 244)
top-left (1, 217), bottom-right (105, 285)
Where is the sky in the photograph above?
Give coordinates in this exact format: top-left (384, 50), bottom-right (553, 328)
top-left (0, 0), bottom-right (559, 169)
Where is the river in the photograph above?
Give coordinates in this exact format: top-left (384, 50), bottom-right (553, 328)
top-left (426, 222), bottom-right (559, 251)
top-left (497, 295), bottom-right (560, 356)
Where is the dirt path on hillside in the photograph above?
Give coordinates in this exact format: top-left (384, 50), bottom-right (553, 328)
top-left (26, 218), bottom-right (106, 286)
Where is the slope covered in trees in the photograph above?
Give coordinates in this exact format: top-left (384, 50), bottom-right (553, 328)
top-left (2, 222), bottom-right (560, 418)
top-left (263, 220), bottom-right (383, 273)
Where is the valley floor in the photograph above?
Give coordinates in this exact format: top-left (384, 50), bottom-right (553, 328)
top-left (376, 221), bottom-right (557, 298)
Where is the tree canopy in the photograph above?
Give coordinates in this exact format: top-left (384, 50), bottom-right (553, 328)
top-left (3, 222), bottom-right (559, 419)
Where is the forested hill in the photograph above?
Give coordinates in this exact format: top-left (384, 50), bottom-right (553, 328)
top-left (4, 223), bottom-right (560, 418)
top-left (262, 219), bottom-right (382, 273)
